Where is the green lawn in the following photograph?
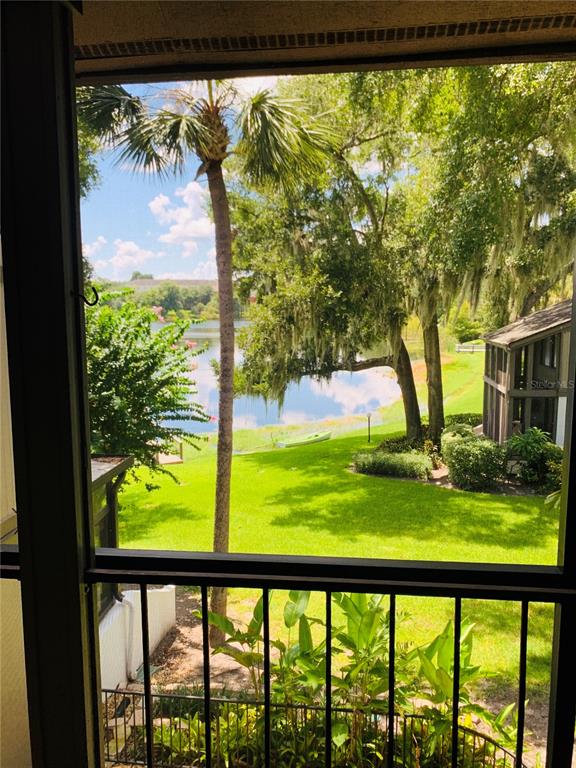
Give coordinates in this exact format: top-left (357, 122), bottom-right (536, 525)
top-left (119, 352), bottom-right (558, 694)
top-left (120, 353), bottom-right (557, 565)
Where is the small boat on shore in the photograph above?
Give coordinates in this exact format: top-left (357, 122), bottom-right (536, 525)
top-left (278, 431), bottom-right (332, 448)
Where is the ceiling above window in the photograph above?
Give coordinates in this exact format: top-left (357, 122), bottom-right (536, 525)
top-left (74, 1), bottom-right (576, 81)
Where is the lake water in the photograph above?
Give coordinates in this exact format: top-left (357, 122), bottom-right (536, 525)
top-left (166, 320), bottom-right (401, 433)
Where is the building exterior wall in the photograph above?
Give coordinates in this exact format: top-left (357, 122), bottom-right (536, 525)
top-left (0, 581), bottom-right (32, 768)
top-left (1, 248), bottom-right (32, 767)
top-left (99, 586), bottom-right (176, 690)
top-left (484, 327), bottom-right (572, 445)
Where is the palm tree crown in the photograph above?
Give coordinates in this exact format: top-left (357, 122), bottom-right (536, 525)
top-left (79, 79), bottom-right (332, 640)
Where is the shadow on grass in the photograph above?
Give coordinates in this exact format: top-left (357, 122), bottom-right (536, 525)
top-left (237, 436), bottom-right (558, 557)
top-left (118, 501), bottom-right (206, 546)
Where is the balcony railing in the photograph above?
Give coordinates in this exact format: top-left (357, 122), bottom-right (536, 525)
top-left (102, 689), bottom-right (524, 767)
top-left (88, 549), bottom-right (560, 768)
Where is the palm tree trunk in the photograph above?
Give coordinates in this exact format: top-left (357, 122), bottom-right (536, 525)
top-left (422, 316), bottom-right (444, 444)
top-left (395, 339), bottom-right (422, 442)
top-left (206, 162), bottom-right (234, 645)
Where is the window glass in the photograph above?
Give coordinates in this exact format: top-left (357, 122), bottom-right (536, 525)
top-left (78, 64), bottom-right (572, 568)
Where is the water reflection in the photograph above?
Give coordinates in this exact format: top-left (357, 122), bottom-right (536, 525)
top-left (174, 321), bottom-right (400, 433)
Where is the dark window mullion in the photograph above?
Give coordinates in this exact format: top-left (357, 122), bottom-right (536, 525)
top-left (263, 587), bottom-right (271, 768)
top-left (201, 586), bottom-right (212, 768)
top-left (516, 600), bottom-right (529, 766)
top-left (139, 585), bottom-right (154, 768)
top-left (451, 597), bottom-right (462, 768)
top-left (325, 591), bottom-right (332, 768)
top-left (388, 593), bottom-right (396, 768)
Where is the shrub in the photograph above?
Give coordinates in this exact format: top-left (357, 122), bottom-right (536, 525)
top-left (423, 439), bottom-right (442, 469)
top-left (440, 424), bottom-right (476, 464)
top-left (445, 439), bottom-right (505, 491)
top-left (354, 451), bottom-right (432, 480)
top-left (445, 413), bottom-right (483, 428)
top-left (377, 434), bottom-right (423, 453)
top-left (451, 315), bottom-right (484, 343)
top-left (506, 427), bottom-right (563, 490)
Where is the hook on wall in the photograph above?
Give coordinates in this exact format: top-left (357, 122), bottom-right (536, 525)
top-left (80, 285), bottom-right (99, 306)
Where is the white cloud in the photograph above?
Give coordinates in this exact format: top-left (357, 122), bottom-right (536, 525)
top-left (83, 235), bottom-right (107, 258)
top-left (149, 182), bottom-right (214, 258)
top-left (109, 239), bottom-right (160, 273)
top-left (175, 181), bottom-right (209, 213)
top-left (309, 368), bottom-right (400, 416)
top-left (180, 241), bottom-right (199, 258)
top-left (355, 155), bottom-right (381, 176)
top-left (279, 411), bottom-right (313, 425)
top-left (232, 75), bottom-right (278, 97)
top-left (148, 193), bottom-right (172, 224)
top-left (157, 258), bottom-right (217, 281)
top-left (93, 259), bottom-right (108, 272)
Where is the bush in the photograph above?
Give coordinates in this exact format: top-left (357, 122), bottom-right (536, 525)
top-left (445, 413), bottom-right (483, 428)
top-left (354, 451), bottom-right (432, 480)
top-left (440, 424), bottom-right (476, 464)
top-left (506, 427), bottom-right (563, 490)
top-left (377, 434), bottom-right (423, 453)
top-left (445, 439), bottom-right (505, 490)
top-left (86, 297), bottom-right (207, 479)
top-left (451, 315), bottom-right (484, 343)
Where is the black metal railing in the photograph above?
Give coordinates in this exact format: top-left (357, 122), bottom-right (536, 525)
top-left (102, 689), bottom-right (524, 768)
top-left (89, 550), bottom-right (550, 768)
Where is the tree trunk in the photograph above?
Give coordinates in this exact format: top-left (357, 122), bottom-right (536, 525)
top-left (395, 339), bottom-right (422, 442)
top-left (422, 316), bottom-right (445, 444)
top-left (206, 162), bottom-right (234, 646)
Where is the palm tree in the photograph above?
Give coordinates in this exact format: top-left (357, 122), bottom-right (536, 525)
top-left (79, 81), bottom-right (331, 642)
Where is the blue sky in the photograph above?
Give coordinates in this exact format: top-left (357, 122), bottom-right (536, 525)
top-left (80, 76), bottom-right (278, 282)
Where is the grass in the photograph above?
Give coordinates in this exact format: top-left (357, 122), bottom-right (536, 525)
top-left (119, 352), bottom-right (558, 697)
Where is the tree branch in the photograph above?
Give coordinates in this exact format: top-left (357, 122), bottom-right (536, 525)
top-left (333, 152), bottom-right (381, 236)
top-left (340, 130), bottom-right (393, 151)
top-left (339, 355), bottom-right (394, 372)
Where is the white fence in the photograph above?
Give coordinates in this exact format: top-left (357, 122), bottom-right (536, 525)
top-left (455, 343), bottom-right (486, 352)
top-left (99, 585), bottom-right (176, 690)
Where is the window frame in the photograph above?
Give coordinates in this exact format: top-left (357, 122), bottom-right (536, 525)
top-left (2, 3), bottom-right (575, 767)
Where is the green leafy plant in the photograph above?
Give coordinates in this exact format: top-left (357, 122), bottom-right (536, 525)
top-left (86, 294), bottom-right (208, 484)
top-left (451, 315), bottom-right (484, 343)
top-left (377, 434), bottom-right (425, 453)
top-left (440, 424), bottom-right (476, 465)
top-left (445, 439), bottom-right (505, 491)
top-left (119, 594), bottom-right (521, 768)
top-left (354, 451), bottom-right (432, 480)
top-left (506, 428), bottom-right (563, 490)
top-left (200, 595), bottom-right (266, 698)
top-left (272, 590), bottom-right (326, 706)
top-left (444, 413), bottom-right (483, 429)
top-left (408, 617), bottom-right (517, 762)
top-left (424, 439), bottom-right (442, 469)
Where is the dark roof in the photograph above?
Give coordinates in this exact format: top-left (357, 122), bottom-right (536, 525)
top-left (484, 299), bottom-right (572, 348)
top-left (91, 456), bottom-right (133, 488)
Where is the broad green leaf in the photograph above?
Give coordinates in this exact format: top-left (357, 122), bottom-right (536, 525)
top-left (299, 615), bottom-right (313, 653)
top-left (219, 646), bottom-right (263, 669)
top-left (418, 649), bottom-right (439, 690)
top-left (248, 595), bottom-right (264, 637)
top-left (331, 720), bottom-right (349, 747)
top-left (207, 611), bottom-right (235, 637)
top-left (437, 667), bottom-right (453, 699)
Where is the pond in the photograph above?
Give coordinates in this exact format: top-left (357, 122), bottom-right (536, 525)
top-left (167, 320), bottom-right (401, 433)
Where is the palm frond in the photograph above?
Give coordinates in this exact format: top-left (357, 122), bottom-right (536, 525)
top-left (238, 90), bottom-right (335, 194)
top-left (79, 84), bottom-right (212, 177)
top-left (77, 85), bottom-right (144, 142)
top-left (118, 109), bottom-right (211, 177)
